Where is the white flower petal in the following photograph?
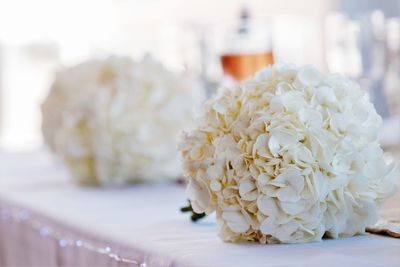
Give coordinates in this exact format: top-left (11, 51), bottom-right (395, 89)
top-left (257, 196), bottom-right (280, 215)
top-left (268, 136), bottom-right (280, 156)
top-left (275, 220), bottom-right (300, 240)
top-left (186, 178), bottom-right (211, 213)
top-left (260, 216), bottom-right (277, 235)
top-left (280, 91), bottom-right (306, 112)
top-left (239, 179), bottom-right (258, 201)
top-left (210, 179), bottom-right (222, 192)
top-left (275, 186), bottom-right (301, 202)
top-left (299, 108), bottom-right (323, 127)
top-left (222, 211), bottom-right (250, 233)
top-left (207, 165), bottom-right (224, 179)
top-left (297, 66), bottom-right (322, 87)
top-left (280, 201), bottom-right (306, 215)
top-left (253, 134), bottom-right (270, 158)
top-left (257, 173), bottom-right (271, 186)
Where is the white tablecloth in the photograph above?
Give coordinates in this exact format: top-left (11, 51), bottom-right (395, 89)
top-left (0, 150), bottom-right (399, 267)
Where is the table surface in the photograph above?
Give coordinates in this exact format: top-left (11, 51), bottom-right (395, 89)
top-left (1, 150), bottom-right (400, 267)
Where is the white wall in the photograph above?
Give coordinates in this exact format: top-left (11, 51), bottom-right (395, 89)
top-left (0, 0), bottom-right (336, 150)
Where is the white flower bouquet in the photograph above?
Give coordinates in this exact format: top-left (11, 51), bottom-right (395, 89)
top-left (42, 56), bottom-right (200, 185)
top-left (179, 63), bottom-right (396, 243)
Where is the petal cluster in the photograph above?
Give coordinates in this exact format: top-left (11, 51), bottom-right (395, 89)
top-left (179, 63), bottom-right (396, 243)
top-left (42, 56), bottom-right (200, 185)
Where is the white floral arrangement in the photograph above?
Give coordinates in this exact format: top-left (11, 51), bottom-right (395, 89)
top-left (179, 63), bottom-right (397, 243)
top-left (42, 56), bottom-right (201, 185)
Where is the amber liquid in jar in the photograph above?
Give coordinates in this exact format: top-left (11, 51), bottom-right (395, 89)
top-left (221, 52), bottom-right (274, 81)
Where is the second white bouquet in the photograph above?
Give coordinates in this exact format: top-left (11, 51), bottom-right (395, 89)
top-left (42, 56), bottom-right (201, 185)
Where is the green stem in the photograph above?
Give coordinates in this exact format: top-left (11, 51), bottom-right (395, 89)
top-left (180, 201), bottom-right (206, 222)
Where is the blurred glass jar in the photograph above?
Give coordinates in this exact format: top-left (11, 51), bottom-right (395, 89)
top-left (201, 8), bottom-right (274, 89)
top-left (324, 11), bottom-right (391, 118)
top-left (219, 8), bottom-right (274, 82)
top-left (384, 18), bottom-right (400, 117)
top-left (324, 13), bottom-right (362, 78)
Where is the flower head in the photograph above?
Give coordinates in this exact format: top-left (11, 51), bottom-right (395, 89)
top-left (179, 63), bottom-right (396, 243)
top-left (42, 56), bottom-right (201, 185)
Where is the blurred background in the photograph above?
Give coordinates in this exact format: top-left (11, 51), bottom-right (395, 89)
top-left (0, 0), bottom-right (399, 153)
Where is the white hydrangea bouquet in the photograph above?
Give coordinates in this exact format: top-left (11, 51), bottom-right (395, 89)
top-left (179, 63), bottom-right (397, 243)
top-left (42, 56), bottom-right (201, 185)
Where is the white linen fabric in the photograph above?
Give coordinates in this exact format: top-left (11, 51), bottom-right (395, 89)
top-left (0, 150), bottom-right (399, 267)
